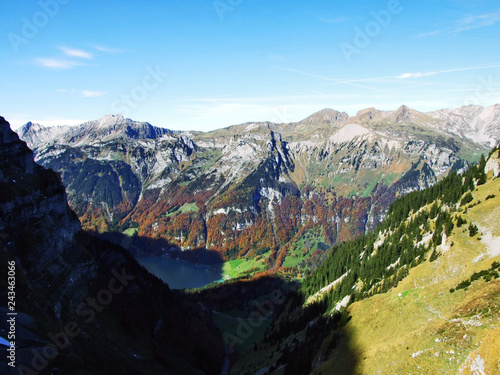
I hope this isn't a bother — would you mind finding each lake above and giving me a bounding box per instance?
[136,256,222,289]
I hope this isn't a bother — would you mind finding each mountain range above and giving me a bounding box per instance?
[17,105,499,276]
[2,109,500,374]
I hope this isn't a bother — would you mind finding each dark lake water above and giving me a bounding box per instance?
[136,256,222,289]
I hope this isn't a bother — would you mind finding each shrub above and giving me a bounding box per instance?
[456,279,471,290]
[456,215,467,228]
[460,192,473,206]
[468,224,478,237]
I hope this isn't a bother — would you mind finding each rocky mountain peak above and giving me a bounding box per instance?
[355,107,380,120]
[97,113,125,126]
[19,121,38,132]
[299,108,349,126]
[393,104,414,122]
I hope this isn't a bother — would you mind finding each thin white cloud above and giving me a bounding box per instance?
[36,58,81,69]
[274,66,391,93]
[93,45,128,54]
[59,47,93,59]
[321,63,500,86]
[398,72,436,79]
[452,10,500,33]
[55,89,106,97]
[80,90,106,98]
[416,30,443,38]
[31,117,85,127]
[3,114,84,129]
[173,92,388,125]
[418,9,500,37]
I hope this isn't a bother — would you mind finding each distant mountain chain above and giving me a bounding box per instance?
[17,105,499,273]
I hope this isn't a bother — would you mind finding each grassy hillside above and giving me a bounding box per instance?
[228,147,500,375]
[312,175,500,375]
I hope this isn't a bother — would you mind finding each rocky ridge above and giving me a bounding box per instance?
[17,105,498,274]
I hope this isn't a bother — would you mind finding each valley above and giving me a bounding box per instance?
[3,2,499,374]
[2,111,499,375]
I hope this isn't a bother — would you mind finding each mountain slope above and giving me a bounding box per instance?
[429,104,500,146]
[311,157,500,375]
[0,116,224,374]
[17,106,496,275]
[228,147,500,375]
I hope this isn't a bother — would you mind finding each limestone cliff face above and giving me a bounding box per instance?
[0,116,224,374]
[485,147,500,177]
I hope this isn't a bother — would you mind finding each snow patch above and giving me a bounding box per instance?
[232,220,253,231]
[469,355,486,375]
[458,354,486,375]
[411,350,424,358]
[472,224,500,262]
[485,152,500,177]
[260,187,283,215]
[440,232,451,254]
[416,232,433,249]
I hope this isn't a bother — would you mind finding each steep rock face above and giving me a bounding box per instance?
[0,117,80,259]
[485,147,500,177]
[428,104,500,147]
[16,107,497,274]
[0,116,224,374]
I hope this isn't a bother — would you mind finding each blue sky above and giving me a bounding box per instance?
[1,0,500,131]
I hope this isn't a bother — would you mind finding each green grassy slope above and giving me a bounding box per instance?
[312,175,500,375]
